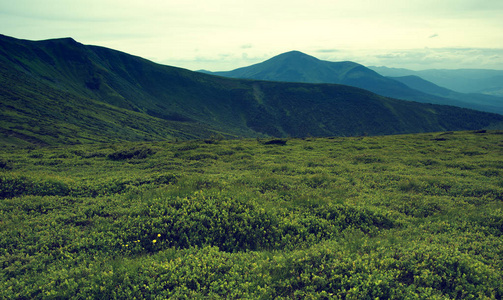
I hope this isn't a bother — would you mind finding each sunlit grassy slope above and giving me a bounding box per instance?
[1,131,502,298]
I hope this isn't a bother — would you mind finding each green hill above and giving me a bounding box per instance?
[1,34,503,146]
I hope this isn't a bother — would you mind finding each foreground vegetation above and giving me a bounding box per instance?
[1,131,503,299]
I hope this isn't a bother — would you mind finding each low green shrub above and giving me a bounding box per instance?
[108,147,155,160]
[264,139,287,145]
[0,175,70,198]
[0,158,12,170]
[105,190,395,255]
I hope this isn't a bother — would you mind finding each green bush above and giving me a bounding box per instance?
[0,175,70,198]
[0,158,12,170]
[108,147,155,160]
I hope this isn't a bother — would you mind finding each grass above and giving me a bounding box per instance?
[1,130,503,298]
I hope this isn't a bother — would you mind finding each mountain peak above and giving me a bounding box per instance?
[269,50,319,62]
[56,37,78,43]
[38,37,80,45]
[278,50,310,56]
[203,51,455,104]
[206,50,364,84]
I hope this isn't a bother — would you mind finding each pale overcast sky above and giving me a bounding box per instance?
[1,0,503,71]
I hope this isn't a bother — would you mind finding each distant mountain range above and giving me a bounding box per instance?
[1,34,503,146]
[201,51,438,102]
[202,51,503,115]
[369,66,503,96]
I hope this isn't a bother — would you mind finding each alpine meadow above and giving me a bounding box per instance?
[1,34,503,299]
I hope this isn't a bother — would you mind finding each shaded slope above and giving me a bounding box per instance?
[389,75,453,96]
[237,82,503,137]
[1,34,503,146]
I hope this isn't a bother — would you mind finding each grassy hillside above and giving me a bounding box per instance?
[2,34,503,147]
[0,35,256,146]
[0,61,233,147]
[1,131,502,298]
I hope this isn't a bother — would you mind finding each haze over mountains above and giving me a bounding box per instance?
[1,34,503,147]
[202,51,503,115]
[369,66,503,96]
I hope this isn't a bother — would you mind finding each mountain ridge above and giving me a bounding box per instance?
[1,34,503,146]
[203,51,503,114]
[370,66,503,96]
[389,75,503,114]
[201,51,448,102]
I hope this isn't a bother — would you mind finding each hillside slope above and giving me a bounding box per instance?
[1,35,503,146]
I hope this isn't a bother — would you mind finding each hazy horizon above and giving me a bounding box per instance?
[1,0,502,71]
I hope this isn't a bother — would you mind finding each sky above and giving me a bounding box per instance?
[1,0,503,71]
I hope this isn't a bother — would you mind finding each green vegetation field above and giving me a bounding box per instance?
[1,131,502,299]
